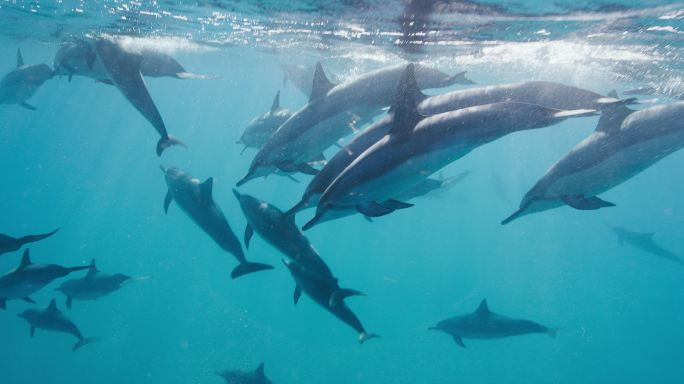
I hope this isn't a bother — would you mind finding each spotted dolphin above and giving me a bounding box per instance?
[0,228,58,256]
[237,62,473,185]
[502,101,684,224]
[18,298,97,351]
[0,249,90,310]
[215,363,272,384]
[304,65,596,230]
[162,167,272,279]
[611,226,682,265]
[430,299,557,348]
[237,91,292,152]
[0,49,54,110]
[283,259,379,344]
[55,259,136,309]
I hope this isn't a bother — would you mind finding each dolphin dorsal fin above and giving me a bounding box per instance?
[199,178,214,201]
[86,259,99,278]
[388,63,426,137]
[270,91,281,113]
[607,90,618,98]
[255,363,265,378]
[309,62,335,102]
[17,48,24,67]
[18,249,32,270]
[46,298,59,314]
[475,299,490,316]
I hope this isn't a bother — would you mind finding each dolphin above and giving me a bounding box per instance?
[237,62,473,185]
[0,48,54,110]
[55,259,135,309]
[237,91,293,152]
[162,167,272,279]
[304,65,597,230]
[611,226,683,265]
[91,38,185,156]
[429,299,557,348]
[232,190,333,276]
[282,259,379,344]
[0,228,58,256]
[215,363,272,384]
[288,82,631,215]
[502,101,684,224]
[0,249,90,310]
[17,298,97,351]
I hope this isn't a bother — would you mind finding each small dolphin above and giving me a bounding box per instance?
[503,101,684,224]
[611,226,682,265]
[0,48,54,110]
[0,228,58,256]
[55,259,134,309]
[17,298,97,351]
[237,62,473,185]
[429,299,557,348]
[0,249,90,309]
[162,167,272,279]
[237,91,292,152]
[216,363,272,384]
[283,259,379,344]
[305,65,596,230]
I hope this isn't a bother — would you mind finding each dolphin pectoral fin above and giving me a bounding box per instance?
[356,202,395,217]
[95,79,114,85]
[30,326,35,338]
[0,298,5,310]
[156,135,186,157]
[73,337,97,352]
[230,262,274,279]
[22,297,35,304]
[19,102,36,110]
[164,191,173,213]
[66,296,73,309]
[68,72,73,82]
[286,174,301,183]
[561,195,616,210]
[363,215,373,223]
[293,284,302,305]
[328,288,365,308]
[452,335,466,348]
[244,224,254,249]
[382,199,413,210]
[295,163,320,176]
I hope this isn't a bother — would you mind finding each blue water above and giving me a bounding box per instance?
[1,1,684,383]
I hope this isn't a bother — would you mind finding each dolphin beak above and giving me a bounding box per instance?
[232,189,242,200]
[236,171,254,187]
[302,210,325,231]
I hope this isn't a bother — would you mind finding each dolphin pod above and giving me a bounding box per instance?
[611,226,683,265]
[0,49,54,110]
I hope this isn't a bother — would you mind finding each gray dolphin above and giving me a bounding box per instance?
[17,298,97,351]
[237,62,473,185]
[216,363,272,384]
[232,190,333,277]
[0,249,90,310]
[0,228,58,256]
[282,259,379,344]
[502,101,684,224]
[55,259,134,309]
[611,226,682,265]
[304,65,596,230]
[162,167,272,279]
[0,48,54,110]
[237,91,292,152]
[429,299,557,348]
[92,38,185,156]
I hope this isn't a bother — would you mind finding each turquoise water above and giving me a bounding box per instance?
[1,1,684,383]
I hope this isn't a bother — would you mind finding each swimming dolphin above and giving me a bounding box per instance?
[282,259,379,344]
[0,48,54,110]
[0,249,90,310]
[232,190,333,276]
[288,81,630,215]
[237,62,473,185]
[55,259,134,309]
[17,298,97,351]
[215,363,272,384]
[0,228,58,256]
[611,226,683,265]
[237,91,292,152]
[92,38,185,156]
[304,65,597,230]
[429,299,557,348]
[162,167,272,279]
[502,101,684,224]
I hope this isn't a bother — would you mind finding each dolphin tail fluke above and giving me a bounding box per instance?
[358,332,380,345]
[546,328,559,338]
[0,298,6,310]
[18,228,59,246]
[230,262,274,279]
[72,337,98,352]
[156,135,186,157]
[448,71,475,85]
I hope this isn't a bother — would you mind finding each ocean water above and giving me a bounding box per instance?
[1,1,684,383]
